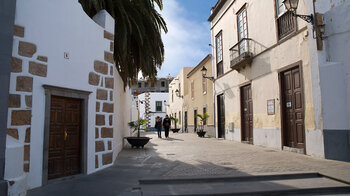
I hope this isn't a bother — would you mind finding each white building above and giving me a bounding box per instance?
[138,92,169,130]
[2,1,137,195]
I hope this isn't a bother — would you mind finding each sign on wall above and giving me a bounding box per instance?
[267,99,275,115]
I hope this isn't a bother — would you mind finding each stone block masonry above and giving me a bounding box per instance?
[7,25,49,174]
[88,29,116,168]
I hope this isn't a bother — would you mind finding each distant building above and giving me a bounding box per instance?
[138,92,168,130]
[131,77,173,96]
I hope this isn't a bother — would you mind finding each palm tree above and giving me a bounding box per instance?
[196,113,210,133]
[79,0,168,88]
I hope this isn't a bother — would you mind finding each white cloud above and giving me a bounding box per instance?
[157,0,211,77]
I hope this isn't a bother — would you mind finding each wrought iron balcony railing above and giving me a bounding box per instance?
[229,38,254,71]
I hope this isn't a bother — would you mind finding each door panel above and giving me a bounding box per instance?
[48,96,82,179]
[217,94,225,138]
[241,84,253,144]
[281,66,305,150]
[194,110,197,132]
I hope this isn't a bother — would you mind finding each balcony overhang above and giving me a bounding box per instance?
[230,52,253,71]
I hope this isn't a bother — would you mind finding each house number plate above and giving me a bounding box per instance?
[286,102,292,108]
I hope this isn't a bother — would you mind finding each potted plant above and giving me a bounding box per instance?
[196,113,209,137]
[125,118,151,148]
[170,116,180,133]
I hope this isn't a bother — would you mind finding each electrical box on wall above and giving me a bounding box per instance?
[229,122,234,132]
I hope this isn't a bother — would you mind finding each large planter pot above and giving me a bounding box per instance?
[196,131,206,138]
[125,137,151,148]
[171,128,181,133]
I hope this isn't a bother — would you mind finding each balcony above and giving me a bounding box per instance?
[229,38,254,71]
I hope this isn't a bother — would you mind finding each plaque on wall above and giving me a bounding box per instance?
[267,99,275,115]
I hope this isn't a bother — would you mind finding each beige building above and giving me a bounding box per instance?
[185,55,215,136]
[209,0,322,157]
[167,67,192,131]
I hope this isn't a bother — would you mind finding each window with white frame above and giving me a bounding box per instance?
[216,31,223,76]
[155,101,162,112]
[237,7,248,54]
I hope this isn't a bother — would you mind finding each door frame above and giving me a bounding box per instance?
[278,61,306,153]
[217,93,225,139]
[42,85,91,185]
[240,83,253,144]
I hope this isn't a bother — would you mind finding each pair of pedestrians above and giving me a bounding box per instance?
[155,115,171,138]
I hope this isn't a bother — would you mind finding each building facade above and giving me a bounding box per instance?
[3,1,137,195]
[167,67,193,132]
[130,77,173,96]
[138,92,168,130]
[185,55,215,136]
[209,0,321,156]
[307,0,350,161]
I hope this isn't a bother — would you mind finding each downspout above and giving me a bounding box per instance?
[0,0,17,194]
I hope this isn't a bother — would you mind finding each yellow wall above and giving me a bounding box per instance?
[185,56,214,127]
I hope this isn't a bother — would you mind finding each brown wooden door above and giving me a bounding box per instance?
[217,94,225,138]
[184,111,188,132]
[241,84,253,143]
[281,67,305,149]
[194,109,197,132]
[48,96,82,179]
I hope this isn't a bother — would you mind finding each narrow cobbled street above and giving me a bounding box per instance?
[28,132,350,195]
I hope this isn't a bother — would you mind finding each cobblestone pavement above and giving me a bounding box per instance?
[140,132,350,180]
[28,132,350,196]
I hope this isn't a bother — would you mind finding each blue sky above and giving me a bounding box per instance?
[156,0,217,78]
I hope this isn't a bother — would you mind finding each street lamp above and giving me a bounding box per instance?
[201,66,214,81]
[175,89,183,98]
[283,0,313,24]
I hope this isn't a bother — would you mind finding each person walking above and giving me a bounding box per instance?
[155,116,162,138]
[163,115,171,138]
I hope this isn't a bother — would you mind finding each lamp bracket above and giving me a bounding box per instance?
[203,76,215,82]
[291,12,314,24]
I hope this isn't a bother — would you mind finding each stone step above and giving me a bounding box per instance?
[135,173,350,195]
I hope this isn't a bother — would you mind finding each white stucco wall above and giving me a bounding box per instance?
[7,0,132,190]
[139,92,168,128]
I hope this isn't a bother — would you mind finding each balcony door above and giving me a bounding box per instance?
[237,6,248,54]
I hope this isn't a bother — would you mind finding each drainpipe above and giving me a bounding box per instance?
[0,0,17,194]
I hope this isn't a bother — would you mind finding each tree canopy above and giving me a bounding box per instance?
[79,0,168,88]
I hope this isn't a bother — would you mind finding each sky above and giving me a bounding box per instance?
[156,0,218,78]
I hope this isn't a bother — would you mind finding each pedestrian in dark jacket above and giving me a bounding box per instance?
[163,115,171,138]
[155,116,162,138]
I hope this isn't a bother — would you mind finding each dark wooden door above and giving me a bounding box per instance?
[241,84,253,143]
[281,66,305,149]
[217,94,225,138]
[194,109,197,132]
[184,111,188,132]
[48,96,82,180]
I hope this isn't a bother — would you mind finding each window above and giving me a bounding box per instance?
[191,81,194,99]
[237,7,248,53]
[216,31,223,77]
[156,101,162,112]
[275,0,295,40]
[178,83,181,95]
[203,107,207,125]
[202,77,207,94]
[172,90,174,102]
[138,82,142,88]
[161,81,165,87]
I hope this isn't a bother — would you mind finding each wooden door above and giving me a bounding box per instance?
[217,94,225,138]
[281,66,305,149]
[48,96,82,179]
[241,84,253,143]
[194,109,197,132]
[184,111,188,132]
